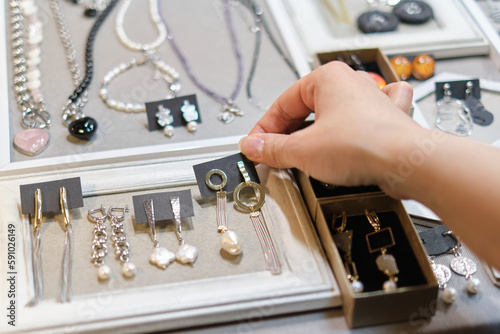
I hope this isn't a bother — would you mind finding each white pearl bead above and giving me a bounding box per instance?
[466,278,480,294]
[27,79,41,90]
[28,47,41,60]
[382,279,397,292]
[442,287,458,304]
[176,244,198,264]
[164,125,174,137]
[149,247,175,269]
[97,265,111,281]
[220,230,243,255]
[122,262,136,278]
[26,56,41,67]
[351,280,364,293]
[26,69,41,82]
[187,121,197,133]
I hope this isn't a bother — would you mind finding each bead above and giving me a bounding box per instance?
[97,265,111,281]
[122,262,136,278]
[107,99,117,108]
[68,116,98,140]
[376,254,399,276]
[412,54,435,80]
[351,280,364,294]
[163,125,174,137]
[26,79,41,90]
[382,279,397,292]
[442,287,457,304]
[466,278,480,294]
[13,128,50,156]
[117,102,126,111]
[186,121,197,133]
[219,230,243,255]
[84,8,98,18]
[390,55,412,80]
[176,244,198,264]
[150,247,175,269]
[26,69,41,81]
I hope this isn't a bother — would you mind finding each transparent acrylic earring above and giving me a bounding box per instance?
[436,83,473,136]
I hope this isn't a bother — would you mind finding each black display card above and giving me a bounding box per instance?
[20,177,84,215]
[435,79,480,101]
[418,224,457,256]
[193,153,260,199]
[132,189,194,224]
[145,94,201,131]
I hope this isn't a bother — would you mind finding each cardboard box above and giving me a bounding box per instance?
[297,171,438,328]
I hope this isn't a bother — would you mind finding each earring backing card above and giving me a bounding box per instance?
[145,94,201,132]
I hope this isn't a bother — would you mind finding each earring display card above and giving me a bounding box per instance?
[193,152,260,198]
[145,94,201,131]
[19,177,84,214]
[132,189,195,224]
[435,79,481,101]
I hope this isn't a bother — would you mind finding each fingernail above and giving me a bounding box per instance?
[239,135,264,159]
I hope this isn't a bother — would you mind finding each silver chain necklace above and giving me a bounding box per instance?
[99,0,181,113]
[10,0,51,156]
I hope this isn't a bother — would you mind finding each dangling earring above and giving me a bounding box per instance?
[88,205,111,281]
[205,169,243,256]
[156,104,174,137]
[181,100,199,133]
[169,196,198,264]
[108,207,136,278]
[436,83,473,136]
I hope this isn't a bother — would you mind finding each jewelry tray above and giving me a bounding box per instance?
[1,0,298,174]
[0,151,339,333]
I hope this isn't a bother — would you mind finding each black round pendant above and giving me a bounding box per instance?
[393,0,433,24]
[357,10,399,34]
[84,8,98,18]
[68,116,98,140]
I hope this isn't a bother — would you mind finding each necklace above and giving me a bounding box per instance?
[99,0,181,113]
[237,0,300,111]
[49,0,119,141]
[11,0,51,156]
[161,0,244,124]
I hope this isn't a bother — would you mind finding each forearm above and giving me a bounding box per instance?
[385,128,500,268]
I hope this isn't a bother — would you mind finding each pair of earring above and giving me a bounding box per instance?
[390,54,435,81]
[436,83,474,137]
[143,197,198,269]
[29,187,73,306]
[205,169,243,256]
[155,100,199,137]
[331,211,364,293]
[357,0,433,34]
[429,231,480,304]
[88,206,136,281]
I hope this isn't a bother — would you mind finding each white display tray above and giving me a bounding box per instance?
[0,152,340,333]
[267,0,493,76]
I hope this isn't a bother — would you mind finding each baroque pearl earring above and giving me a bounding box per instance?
[205,169,243,256]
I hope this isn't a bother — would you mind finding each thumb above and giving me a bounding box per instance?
[239,133,299,169]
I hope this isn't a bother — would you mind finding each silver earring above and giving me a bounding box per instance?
[156,104,174,137]
[28,188,44,306]
[180,100,199,133]
[88,205,111,281]
[170,196,198,264]
[108,207,136,278]
[59,187,73,303]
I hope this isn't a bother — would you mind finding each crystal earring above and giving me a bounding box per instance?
[88,205,111,281]
[364,209,399,292]
[331,211,363,293]
[205,169,243,256]
[108,207,136,278]
[234,161,281,275]
[180,100,199,133]
[143,199,176,269]
[169,196,198,264]
[156,105,174,137]
[59,187,73,303]
[436,83,473,136]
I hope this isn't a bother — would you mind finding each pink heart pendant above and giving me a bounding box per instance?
[13,128,50,156]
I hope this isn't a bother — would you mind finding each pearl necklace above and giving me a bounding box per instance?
[10,0,51,156]
[99,0,181,113]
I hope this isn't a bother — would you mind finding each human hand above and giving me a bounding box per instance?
[239,61,422,197]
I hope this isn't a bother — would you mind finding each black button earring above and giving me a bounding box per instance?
[392,0,434,24]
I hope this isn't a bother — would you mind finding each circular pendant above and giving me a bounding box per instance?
[68,116,98,140]
[450,256,477,277]
[393,0,433,24]
[357,10,399,34]
[13,128,50,156]
[431,263,451,287]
